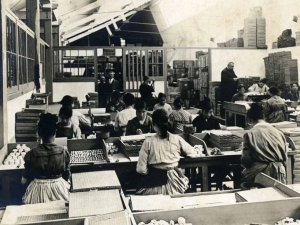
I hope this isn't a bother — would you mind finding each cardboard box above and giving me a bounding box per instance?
[185,60,195,68]
[173,60,185,69]
[237,30,244,38]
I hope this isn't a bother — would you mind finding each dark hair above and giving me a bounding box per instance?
[247,103,264,120]
[237,84,245,91]
[174,97,184,109]
[134,100,147,111]
[201,97,213,111]
[259,78,267,84]
[123,93,135,106]
[268,86,280,96]
[152,109,170,138]
[59,106,73,119]
[291,83,299,88]
[112,90,121,100]
[143,76,150,82]
[60,95,74,107]
[158,93,166,100]
[38,113,58,138]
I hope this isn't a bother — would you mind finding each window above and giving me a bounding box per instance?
[7,17,17,88]
[53,49,96,78]
[6,13,47,97]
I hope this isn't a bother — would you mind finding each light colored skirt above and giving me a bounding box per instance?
[22,178,70,204]
[136,169,189,195]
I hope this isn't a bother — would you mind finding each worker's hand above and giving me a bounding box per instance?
[136,129,143,135]
[233,78,238,81]
[110,106,115,111]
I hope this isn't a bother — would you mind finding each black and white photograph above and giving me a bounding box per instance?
[1,0,300,224]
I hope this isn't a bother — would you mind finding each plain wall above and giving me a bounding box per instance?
[53,82,95,103]
[210,49,268,81]
[7,85,46,142]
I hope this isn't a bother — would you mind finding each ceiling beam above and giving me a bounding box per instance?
[61,13,99,31]
[115,30,160,34]
[16,11,52,20]
[60,1,101,22]
[65,10,136,44]
[112,18,118,30]
[63,0,150,41]
[106,25,112,36]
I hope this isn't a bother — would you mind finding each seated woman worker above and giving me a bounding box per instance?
[22,113,70,204]
[56,106,82,139]
[192,97,220,133]
[136,109,195,195]
[241,103,287,184]
[126,100,153,136]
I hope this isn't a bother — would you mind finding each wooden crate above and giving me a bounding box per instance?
[131,174,300,225]
[67,139,108,165]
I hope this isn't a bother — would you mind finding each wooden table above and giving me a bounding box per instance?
[0,134,296,205]
[223,102,249,128]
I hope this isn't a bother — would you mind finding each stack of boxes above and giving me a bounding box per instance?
[296,31,300,46]
[272,42,278,49]
[244,16,266,48]
[15,109,46,142]
[237,30,244,38]
[209,82,221,116]
[256,17,266,48]
[264,51,298,85]
[218,7,266,48]
[166,53,210,104]
[278,29,296,48]
[217,38,244,48]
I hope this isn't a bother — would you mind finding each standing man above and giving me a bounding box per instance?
[139,76,155,109]
[220,62,238,118]
[106,69,120,103]
[98,76,108,108]
[107,70,119,94]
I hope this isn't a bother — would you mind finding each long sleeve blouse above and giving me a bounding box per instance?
[136,133,195,175]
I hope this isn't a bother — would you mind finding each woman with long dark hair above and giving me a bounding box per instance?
[136,109,195,195]
[22,113,70,204]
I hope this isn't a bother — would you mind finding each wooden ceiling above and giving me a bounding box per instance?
[5,0,162,46]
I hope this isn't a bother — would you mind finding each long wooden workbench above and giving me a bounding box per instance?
[0,132,297,206]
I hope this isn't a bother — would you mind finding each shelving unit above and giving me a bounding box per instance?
[122,48,164,94]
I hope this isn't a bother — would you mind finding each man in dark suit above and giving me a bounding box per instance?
[107,69,120,102]
[98,76,108,108]
[220,62,238,118]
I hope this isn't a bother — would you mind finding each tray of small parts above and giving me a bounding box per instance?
[0,142,38,171]
[70,149,107,164]
[120,134,156,157]
[209,131,243,143]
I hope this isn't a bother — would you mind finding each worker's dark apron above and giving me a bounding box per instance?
[56,125,74,139]
[138,167,168,189]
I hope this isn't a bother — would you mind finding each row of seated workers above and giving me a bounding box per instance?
[18,86,288,205]
[232,81,300,123]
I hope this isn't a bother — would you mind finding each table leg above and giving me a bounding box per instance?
[233,166,241,189]
[287,155,293,184]
[191,168,197,192]
[201,166,209,192]
[2,175,11,205]
[225,111,228,126]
